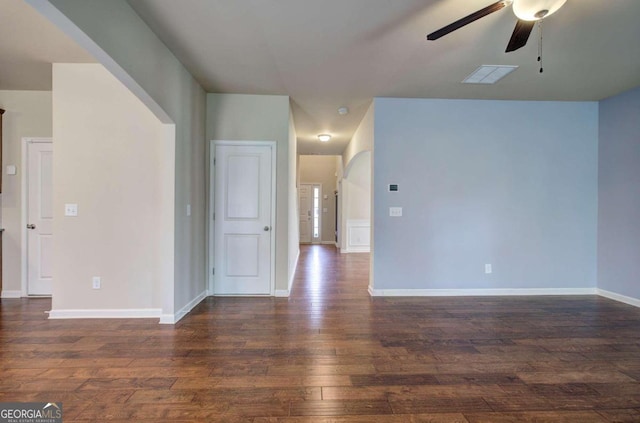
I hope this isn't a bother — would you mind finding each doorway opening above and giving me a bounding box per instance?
[22,137,53,297]
[298,155,340,246]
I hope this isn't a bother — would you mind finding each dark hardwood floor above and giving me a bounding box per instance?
[1,244,640,422]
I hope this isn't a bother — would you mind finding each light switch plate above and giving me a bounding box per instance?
[389,207,403,217]
[186,204,191,217]
[65,203,78,217]
[6,165,17,175]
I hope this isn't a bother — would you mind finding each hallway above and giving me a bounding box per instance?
[0,245,639,421]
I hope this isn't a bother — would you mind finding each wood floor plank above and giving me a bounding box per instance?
[254,415,469,423]
[390,397,493,414]
[290,399,393,416]
[1,245,640,421]
[596,409,640,422]
[464,411,607,422]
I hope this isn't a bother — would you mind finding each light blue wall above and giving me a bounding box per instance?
[373,98,598,291]
[598,86,640,299]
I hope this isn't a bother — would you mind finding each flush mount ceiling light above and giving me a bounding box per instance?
[513,0,567,21]
[317,134,332,142]
[338,107,349,115]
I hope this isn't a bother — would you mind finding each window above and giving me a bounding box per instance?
[313,186,320,239]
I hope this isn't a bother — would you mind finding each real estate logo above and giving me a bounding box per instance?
[0,402,62,423]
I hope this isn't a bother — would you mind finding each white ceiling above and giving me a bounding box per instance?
[126,0,640,154]
[2,1,640,155]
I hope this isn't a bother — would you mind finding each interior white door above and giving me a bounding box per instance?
[27,141,53,296]
[299,184,312,243]
[214,143,273,295]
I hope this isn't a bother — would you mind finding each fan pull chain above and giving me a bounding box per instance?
[537,21,543,73]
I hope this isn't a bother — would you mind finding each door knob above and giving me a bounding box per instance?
[264,226,271,231]
[27,224,36,230]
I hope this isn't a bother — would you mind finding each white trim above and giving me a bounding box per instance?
[288,248,300,293]
[299,182,322,244]
[368,287,598,297]
[21,137,53,298]
[597,289,640,308]
[159,290,207,325]
[48,308,162,319]
[313,183,322,244]
[1,290,23,298]
[341,246,371,253]
[275,290,290,297]
[207,144,215,295]
[344,219,370,253]
[210,141,277,296]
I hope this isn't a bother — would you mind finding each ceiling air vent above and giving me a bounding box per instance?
[463,65,518,84]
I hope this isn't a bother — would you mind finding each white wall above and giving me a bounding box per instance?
[31,0,207,319]
[51,63,167,312]
[341,152,371,253]
[0,91,52,297]
[343,102,374,167]
[340,103,373,254]
[288,111,300,292]
[373,98,598,292]
[598,86,640,302]
[207,94,294,293]
[344,152,371,221]
[299,155,338,243]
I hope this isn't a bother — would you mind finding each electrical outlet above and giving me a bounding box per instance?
[389,207,403,217]
[65,203,78,217]
[92,276,101,289]
[485,264,492,274]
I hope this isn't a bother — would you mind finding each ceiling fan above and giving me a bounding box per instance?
[427,0,567,53]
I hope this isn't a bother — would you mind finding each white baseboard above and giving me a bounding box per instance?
[48,308,162,319]
[159,290,207,325]
[1,290,22,298]
[597,289,640,308]
[368,287,598,297]
[341,247,370,254]
[321,241,336,245]
[283,249,300,297]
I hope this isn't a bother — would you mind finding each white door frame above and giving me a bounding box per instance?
[300,182,322,244]
[21,137,53,297]
[207,140,277,296]
[297,183,313,244]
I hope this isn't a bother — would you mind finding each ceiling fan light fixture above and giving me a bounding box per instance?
[317,134,332,142]
[512,0,566,21]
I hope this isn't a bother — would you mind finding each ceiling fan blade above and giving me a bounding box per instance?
[427,0,510,41]
[505,19,535,52]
